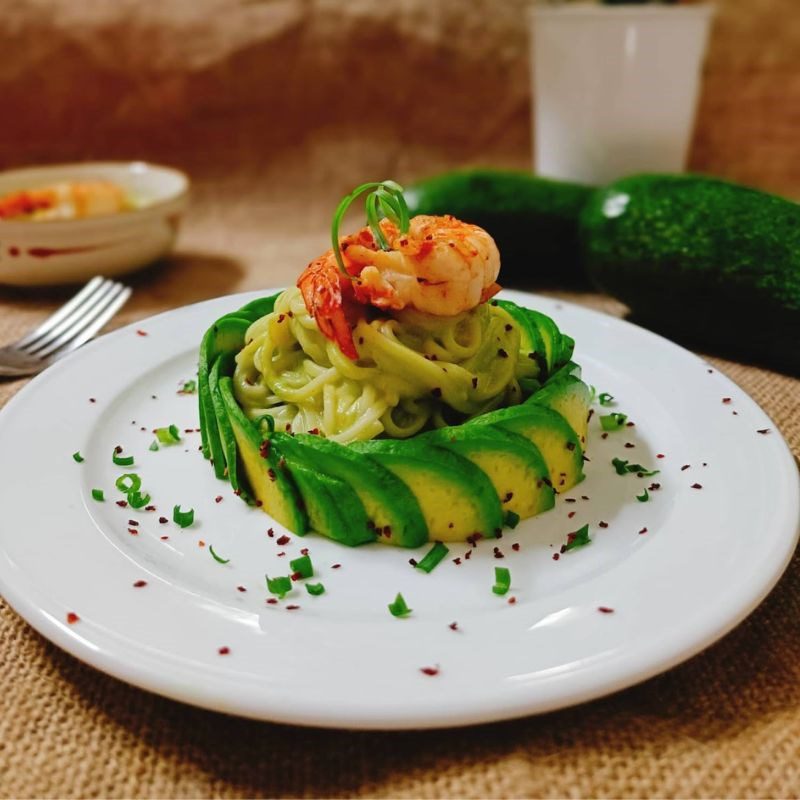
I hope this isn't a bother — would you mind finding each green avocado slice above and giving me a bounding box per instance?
[217,377,307,534]
[208,353,244,494]
[270,433,375,547]
[526,374,592,448]
[420,425,555,520]
[292,434,428,547]
[493,299,547,379]
[467,404,584,493]
[349,439,503,542]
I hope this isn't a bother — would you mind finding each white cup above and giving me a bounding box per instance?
[531,3,714,184]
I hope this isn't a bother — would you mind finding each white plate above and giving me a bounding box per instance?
[0,290,797,729]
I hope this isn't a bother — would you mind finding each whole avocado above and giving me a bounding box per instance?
[405,169,593,287]
[581,174,800,374]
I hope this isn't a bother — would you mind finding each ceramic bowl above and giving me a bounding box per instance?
[0,161,189,286]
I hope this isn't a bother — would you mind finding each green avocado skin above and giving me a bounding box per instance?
[405,169,593,287]
[581,174,800,373]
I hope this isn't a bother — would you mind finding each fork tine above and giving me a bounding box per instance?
[15,276,106,349]
[35,283,130,359]
[22,279,115,355]
[49,286,132,359]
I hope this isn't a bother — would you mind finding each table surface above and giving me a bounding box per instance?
[0,186,798,800]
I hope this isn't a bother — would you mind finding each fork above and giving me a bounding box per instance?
[0,277,132,377]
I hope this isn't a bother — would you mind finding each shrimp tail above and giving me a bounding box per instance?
[297,254,361,360]
[480,282,502,303]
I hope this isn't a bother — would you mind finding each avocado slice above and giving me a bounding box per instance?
[527,374,592,448]
[349,439,503,542]
[467,404,584,493]
[494,299,547,380]
[291,433,428,547]
[420,425,555,520]
[208,353,246,494]
[270,433,375,547]
[522,308,562,375]
[217,376,307,534]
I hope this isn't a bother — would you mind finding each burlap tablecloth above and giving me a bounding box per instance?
[2,1,800,797]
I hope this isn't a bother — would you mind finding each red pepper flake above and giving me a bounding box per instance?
[691,483,703,489]
[581,495,589,501]
[464,549,472,560]
[471,376,478,389]
[236,585,247,593]
[258,440,270,458]
[89,397,96,403]
[308,427,320,435]
[408,558,418,567]
[598,606,614,614]
[511,543,520,552]
[648,482,661,490]
[552,552,560,561]
[598,521,608,528]
[286,605,300,611]
[116,500,128,508]
[66,612,80,624]
[158,516,168,524]
[624,442,635,449]
[144,505,156,512]
[452,557,462,565]
[383,525,392,538]
[277,314,285,323]
[656,453,665,459]
[133,580,147,588]
[493,547,504,559]
[502,491,513,503]
[127,528,139,536]
[215,495,223,504]
[267,468,276,482]
[626,421,635,427]
[507,596,517,605]
[680,464,691,471]
[266,598,278,605]
[707,368,714,374]
[567,511,576,519]
[722,397,732,404]
[601,432,608,440]
[255,500,263,507]
[466,532,483,546]
[638,527,648,535]
[497,348,509,358]
[733,411,739,416]
[431,387,442,398]
[267,528,274,538]
[449,622,459,631]
[564,498,576,504]
[277,551,286,557]
[276,534,290,546]
[218,646,230,655]
[420,665,440,676]
[757,428,771,435]
[290,571,303,582]
[332,563,341,569]
[128,519,139,527]
[136,329,148,337]
[160,535,169,541]
[300,548,309,556]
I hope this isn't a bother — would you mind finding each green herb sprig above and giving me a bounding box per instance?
[331,181,410,275]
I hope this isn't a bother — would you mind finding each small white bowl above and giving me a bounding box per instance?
[0,161,189,286]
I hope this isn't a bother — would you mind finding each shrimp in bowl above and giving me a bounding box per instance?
[298,182,501,359]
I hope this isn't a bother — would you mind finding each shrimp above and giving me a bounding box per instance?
[297,214,501,359]
[0,180,129,221]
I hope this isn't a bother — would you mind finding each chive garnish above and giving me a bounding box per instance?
[209,545,230,564]
[112,448,134,467]
[598,392,615,406]
[503,510,521,529]
[91,489,104,502]
[492,567,511,596]
[331,181,410,275]
[149,441,159,452]
[636,488,650,502]
[115,473,141,494]
[72,451,85,463]
[563,524,591,552]
[154,425,181,445]
[266,574,292,599]
[306,582,325,596]
[173,505,194,528]
[255,414,276,434]
[127,491,151,509]
[388,592,412,618]
[612,457,659,478]
[415,542,449,574]
[600,412,628,432]
[178,379,197,394]
[289,554,313,579]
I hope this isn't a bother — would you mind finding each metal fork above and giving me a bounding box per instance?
[0,277,132,377]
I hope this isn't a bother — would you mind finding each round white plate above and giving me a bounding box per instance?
[0,290,797,729]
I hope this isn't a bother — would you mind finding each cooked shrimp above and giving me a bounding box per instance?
[0,180,130,221]
[297,214,502,359]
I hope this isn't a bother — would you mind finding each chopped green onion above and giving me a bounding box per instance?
[612,457,630,475]
[492,566,511,596]
[600,412,628,432]
[173,505,194,528]
[115,473,141,494]
[127,490,151,509]
[636,488,650,503]
[503,510,521,529]
[331,181,410,275]
[154,425,181,445]
[612,457,659,478]
[306,582,325,596]
[598,392,615,406]
[72,451,85,463]
[112,448,134,467]
[149,441,159,452]
[388,592,412,618]
[91,489,104,502]
[266,574,292,599]
[289,554,313,579]
[414,542,449,574]
[563,524,591,552]
[254,414,275,434]
[209,545,230,564]
[178,379,197,394]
